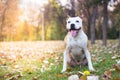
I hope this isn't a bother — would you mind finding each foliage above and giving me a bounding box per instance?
[113,2,120,30]
[108,27,119,39]
[0,0,119,41]
[44,0,66,40]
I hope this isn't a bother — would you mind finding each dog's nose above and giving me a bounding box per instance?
[71,24,75,30]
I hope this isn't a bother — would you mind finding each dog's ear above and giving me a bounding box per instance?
[66,15,71,22]
[66,15,71,19]
[79,14,84,19]
[77,14,84,19]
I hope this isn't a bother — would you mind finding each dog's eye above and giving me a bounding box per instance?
[68,21,70,23]
[76,20,79,23]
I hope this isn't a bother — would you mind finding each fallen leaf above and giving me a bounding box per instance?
[99,59,106,63]
[113,78,120,80]
[55,74,66,78]
[43,60,49,64]
[112,55,120,60]
[87,76,99,80]
[116,60,120,64]
[68,74,79,80]
[16,54,22,60]
[102,70,112,80]
[0,61,3,65]
[113,64,120,73]
[7,73,23,80]
[80,75,87,80]
[33,77,38,80]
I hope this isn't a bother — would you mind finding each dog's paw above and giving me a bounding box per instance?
[61,69,66,73]
[89,67,95,72]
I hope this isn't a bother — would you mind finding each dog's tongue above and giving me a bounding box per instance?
[70,30,77,37]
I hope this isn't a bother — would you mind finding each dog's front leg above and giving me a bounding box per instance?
[61,49,70,73]
[84,48,95,71]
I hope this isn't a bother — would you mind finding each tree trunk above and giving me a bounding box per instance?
[118,30,120,48]
[69,0,75,17]
[86,9,91,39]
[91,5,98,44]
[102,1,108,46]
[0,0,9,41]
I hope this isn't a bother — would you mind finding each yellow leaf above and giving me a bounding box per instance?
[80,75,87,80]
[56,74,66,78]
[83,71,90,76]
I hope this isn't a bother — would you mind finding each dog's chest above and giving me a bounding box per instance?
[67,36,86,60]
[68,36,83,48]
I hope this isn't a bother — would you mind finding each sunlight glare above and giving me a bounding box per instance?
[21,0,48,7]
[60,0,67,6]
[18,0,48,25]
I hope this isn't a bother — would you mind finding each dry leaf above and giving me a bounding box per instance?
[80,75,87,80]
[33,77,38,80]
[113,78,120,80]
[7,74,22,80]
[112,55,120,60]
[56,74,66,78]
[17,55,22,60]
[104,70,112,78]
[113,64,120,73]
[43,60,49,64]
[68,74,79,80]
[0,61,3,65]
[102,70,112,80]
[87,76,99,80]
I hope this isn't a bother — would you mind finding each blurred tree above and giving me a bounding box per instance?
[90,4,98,44]
[90,0,101,44]
[0,0,119,42]
[0,0,20,41]
[0,0,9,41]
[118,30,120,48]
[102,0,109,46]
[65,0,76,17]
[77,0,119,46]
[77,0,100,43]
[19,0,42,40]
[112,2,120,48]
[44,0,66,40]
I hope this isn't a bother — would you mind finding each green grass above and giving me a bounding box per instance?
[0,40,120,80]
[1,52,119,80]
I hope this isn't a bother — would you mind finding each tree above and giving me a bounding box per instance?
[19,0,42,40]
[78,0,92,39]
[64,0,76,17]
[102,0,108,46]
[0,0,20,41]
[44,0,66,40]
[118,30,120,48]
[90,5,98,44]
[77,0,100,42]
[113,2,120,48]
[90,0,100,44]
[0,0,9,41]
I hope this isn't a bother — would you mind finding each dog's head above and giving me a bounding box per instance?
[66,16,82,37]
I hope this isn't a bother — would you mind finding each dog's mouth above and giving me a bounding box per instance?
[68,28,81,37]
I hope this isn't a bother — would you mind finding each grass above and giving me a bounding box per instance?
[0,40,120,80]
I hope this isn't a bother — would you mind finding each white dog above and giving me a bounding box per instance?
[61,16,95,73]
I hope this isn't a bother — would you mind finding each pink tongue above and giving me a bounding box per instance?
[70,30,77,37]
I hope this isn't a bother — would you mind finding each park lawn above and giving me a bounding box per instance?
[0,40,120,80]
